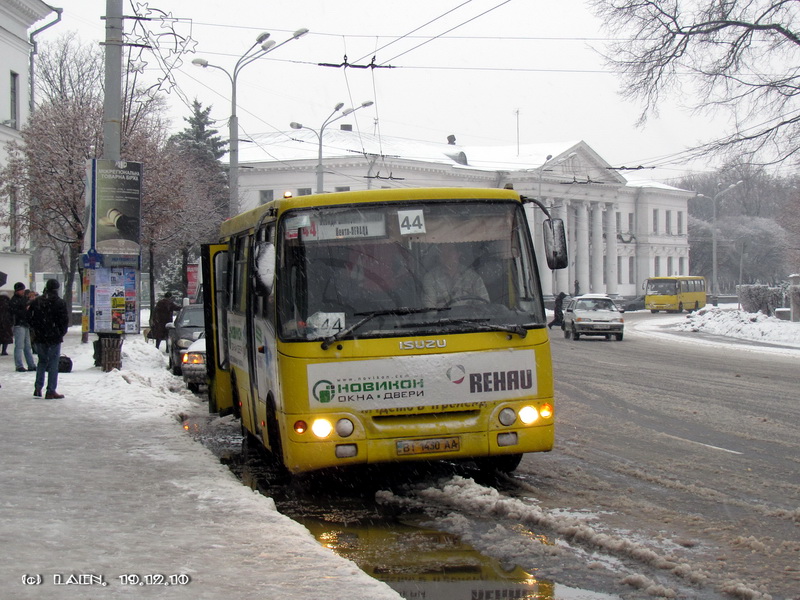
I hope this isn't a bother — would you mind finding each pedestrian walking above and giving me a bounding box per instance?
[548,292,567,329]
[9,282,37,372]
[150,292,181,350]
[0,294,13,355]
[28,279,70,399]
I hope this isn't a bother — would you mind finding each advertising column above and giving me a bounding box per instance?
[83,159,142,370]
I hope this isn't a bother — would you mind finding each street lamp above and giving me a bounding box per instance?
[697,180,743,301]
[290,100,374,193]
[193,28,309,217]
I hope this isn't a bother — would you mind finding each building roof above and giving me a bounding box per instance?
[239,128,582,173]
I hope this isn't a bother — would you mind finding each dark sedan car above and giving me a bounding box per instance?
[165,304,205,375]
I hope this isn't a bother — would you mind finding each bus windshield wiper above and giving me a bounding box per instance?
[320,307,450,350]
[401,317,528,338]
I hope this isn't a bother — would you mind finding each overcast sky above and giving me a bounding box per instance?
[34,0,733,184]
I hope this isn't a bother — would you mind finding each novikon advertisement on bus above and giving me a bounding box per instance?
[307,349,538,411]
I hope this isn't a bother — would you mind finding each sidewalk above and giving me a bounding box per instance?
[0,328,401,599]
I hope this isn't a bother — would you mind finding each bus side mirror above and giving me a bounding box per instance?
[543,218,568,270]
[253,242,276,296]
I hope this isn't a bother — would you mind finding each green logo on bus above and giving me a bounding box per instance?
[313,380,335,403]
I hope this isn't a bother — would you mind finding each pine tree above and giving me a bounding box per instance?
[170,99,227,161]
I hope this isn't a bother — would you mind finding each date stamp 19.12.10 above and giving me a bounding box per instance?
[21,573,192,586]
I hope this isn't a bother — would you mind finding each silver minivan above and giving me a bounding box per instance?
[562,294,624,341]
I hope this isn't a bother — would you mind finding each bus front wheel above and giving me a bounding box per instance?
[476,453,523,474]
[266,400,287,471]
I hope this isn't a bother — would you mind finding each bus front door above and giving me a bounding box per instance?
[201,243,234,415]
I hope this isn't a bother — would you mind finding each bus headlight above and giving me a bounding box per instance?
[498,408,517,426]
[519,405,539,425]
[335,418,355,438]
[311,419,333,439]
[539,403,553,419]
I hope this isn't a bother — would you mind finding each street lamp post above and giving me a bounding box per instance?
[193,28,308,217]
[697,180,743,301]
[290,100,374,193]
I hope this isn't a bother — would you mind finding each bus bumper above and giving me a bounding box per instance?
[281,423,554,474]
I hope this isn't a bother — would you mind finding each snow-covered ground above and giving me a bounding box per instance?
[0,327,402,600]
[674,305,800,347]
[3,304,795,599]
[632,304,800,354]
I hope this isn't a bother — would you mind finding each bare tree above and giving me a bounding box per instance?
[0,35,181,307]
[591,0,800,165]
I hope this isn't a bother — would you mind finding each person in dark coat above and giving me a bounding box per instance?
[0,294,13,355]
[10,282,37,371]
[150,292,181,350]
[548,292,567,329]
[28,279,70,399]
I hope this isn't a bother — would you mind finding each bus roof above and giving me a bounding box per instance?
[219,187,522,238]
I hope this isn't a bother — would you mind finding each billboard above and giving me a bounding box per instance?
[85,159,142,255]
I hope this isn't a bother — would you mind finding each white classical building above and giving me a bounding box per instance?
[0,0,59,293]
[237,128,693,299]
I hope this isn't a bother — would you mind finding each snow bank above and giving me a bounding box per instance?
[675,306,800,348]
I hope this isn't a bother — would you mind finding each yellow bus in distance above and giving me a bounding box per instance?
[202,187,568,475]
[644,276,706,313]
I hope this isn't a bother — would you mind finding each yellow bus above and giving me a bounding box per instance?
[644,276,707,313]
[201,187,567,475]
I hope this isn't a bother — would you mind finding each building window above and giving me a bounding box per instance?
[628,212,634,233]
[679,257,686,275]
[617,256,623,284]
[615,212,621,233]
[334,186,350,193]
[677,211,684,235]
[654,256,661,276]
[666,210,672,234]
[259,190,274,205]
[628,256,635,284]
[667,256,674,275]
[652,209,659,234]
[9,72,19,128]
[297,188,312,196]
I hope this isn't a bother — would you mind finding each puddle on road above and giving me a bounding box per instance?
[183,414,620,600]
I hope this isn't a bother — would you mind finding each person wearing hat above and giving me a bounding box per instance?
[9,282,37,372]
[27,279,70,399]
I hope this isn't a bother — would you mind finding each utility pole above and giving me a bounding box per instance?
[103,0,123,160]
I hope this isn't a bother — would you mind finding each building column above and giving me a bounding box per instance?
[590,202,604,294]
[604,203,618,297]
[575,201,590,296]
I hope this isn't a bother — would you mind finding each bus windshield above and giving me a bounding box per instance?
[277,200,544,342]
[646,279,678,295]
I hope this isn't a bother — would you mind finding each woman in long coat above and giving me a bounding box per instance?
[150,293,181,349]
[0,294,14,355]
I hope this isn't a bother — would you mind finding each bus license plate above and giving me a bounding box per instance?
[396,437,460,456]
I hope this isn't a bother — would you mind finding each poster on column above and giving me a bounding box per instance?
[88,159,142,255]
[92,267,140,334]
